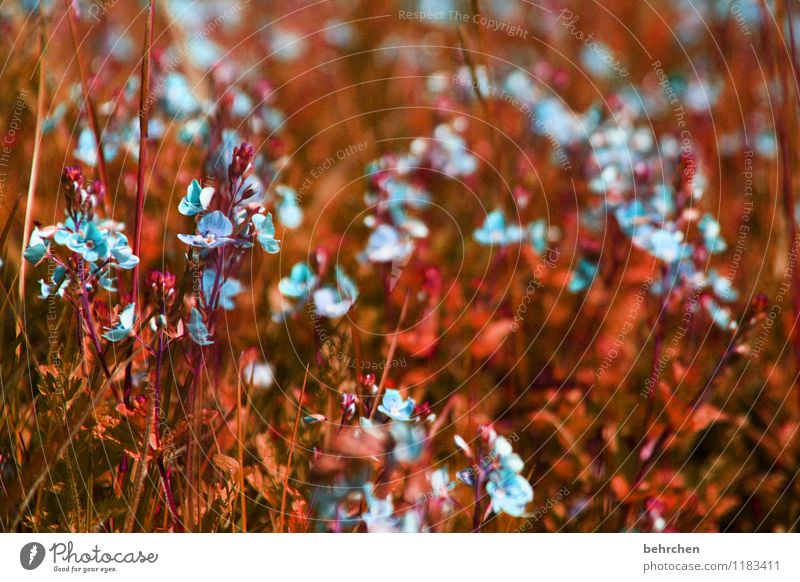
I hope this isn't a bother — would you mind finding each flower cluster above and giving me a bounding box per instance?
[23,165,140,341]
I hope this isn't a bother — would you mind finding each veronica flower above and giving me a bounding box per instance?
[23,226,49,264]
[703,297,736,331]
[179,179,215,216]
[187,307,214,346]
[312,267,359,318]
[278,262,317,299]
[568,258,598,293]
[202,270,242,311]
[54,216,82,246]
[66,221,110,262]
[276,185,303,229]
[365,224,414,263]
[390,422,426,463]
[251,212,281,253]
[486,469,534,517]
[102,303,136,342]
[161,72,201,119]
[378,389,416,422]
[178,210,233,248]
[109,233,139,269]
[38,265,68,298]
[698,214,727,254]
[361,484,398,533]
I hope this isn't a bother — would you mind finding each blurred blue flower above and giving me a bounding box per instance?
[38,265,68,298]
[178,210,233,248]
[109,233,139,269]
[279,262,317,299]
[252,212,281,254]
[378,389,415,422]
[23,226,49,264]
[365,224,413,263]
[568,258,598,293]
[698,214,727,254]
[187,307,214,346]
[486,470,534,517]
[102,303,135,342]
[179,179,215,216]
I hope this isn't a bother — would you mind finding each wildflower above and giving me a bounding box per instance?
[108,233,139,269]
[377,389,415,422]
[390,422,426,463]
[275,185,303,229]
[364,224,413,263]
[361,484,398,533]
[177,210,233,248]
[38,266,68,298]
[251,212,281,253]
[278,263,317,299]
[22,226,49,264]
[312,268,359,318]
[568,258,598,293]
[178,179,215,216]
[65,221,110,263]
[486,469,534,517]
[102,303,136,342]
[229,142,255,182]
[187,307,214,346]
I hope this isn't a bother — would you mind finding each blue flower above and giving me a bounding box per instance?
[252,212,281,253]
[276,185,303,229]
[66,221,110,262]
[390,422,426,463]
[704,297,735,331]
[202,270,242,311]
[54,216,81,246]
[38,265,68,298]
[23,226,49,264]
[178,210,233,248]
[698,214,727,254]
[568,258,598,293]
[378,389,416,422]
[361,483,398,533]
[73,127,118,166]
[179,179,215,216]
[528,220,548,254]
[102,303,136,342]
[278,262,317,299]
[161,73,201,119]
[312,268,359,318]
[708,269,738,302]
[109,233,139,269]
[365,224,413,263]
[486,469,534,517]
[187,307,214,346]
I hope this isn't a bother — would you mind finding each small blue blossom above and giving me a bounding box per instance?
[177,210,233,248]
[568,258,598,293]
[486,469,534,517]
[312,267,359,318]
[377,389,416,422]
[179,179,215,216]
[109,233,139,269]
[187,307,214,346]
[252,212,281,253]
[698,214,727,254]
[66,221,110,262]
[38,265,68,298]
[278,262,317,299]
[390,422,426,463]
[102,303,136,342]
[276,185,303,229]
[361,483,398,533]
[364,224,413,263]
[23,226,49,264]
